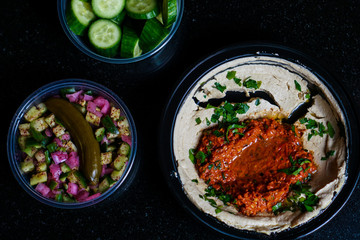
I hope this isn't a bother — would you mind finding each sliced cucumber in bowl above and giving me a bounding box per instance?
[63,0,180,59]
[161,0,177,28]
[139,18,170,53]
[125,0,160,20]
[66,0,96,36]
[88,19,122,57]
[92,0,126,19]
[121,22,142,58]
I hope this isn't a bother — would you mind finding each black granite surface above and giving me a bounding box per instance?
[1,0,360,239]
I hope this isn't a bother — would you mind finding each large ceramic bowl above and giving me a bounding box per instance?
[57,0,184,64]
[7,78,139,209]
[159,43,360,239]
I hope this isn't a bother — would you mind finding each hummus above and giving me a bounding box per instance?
[173,55,347,234]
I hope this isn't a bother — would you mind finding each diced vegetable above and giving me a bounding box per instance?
[102,115,119,134]
[101,152,113,165]
[30,172,48,186]
[20,157,35,173]
[118,142,130,156]
[35,183,51,197]
[24,103,47,122]
[36,162,47,172]
[95,127,106,142]
[30,117,48,132]
[110,166,126,181]
[112,155,128,170]
[19,123,31,136]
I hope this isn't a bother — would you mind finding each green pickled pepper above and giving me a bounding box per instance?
[45,97,101,185]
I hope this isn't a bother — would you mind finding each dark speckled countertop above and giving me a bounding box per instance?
[1,1,359,239]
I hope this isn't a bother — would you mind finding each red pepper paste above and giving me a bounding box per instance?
[195,118,317,216]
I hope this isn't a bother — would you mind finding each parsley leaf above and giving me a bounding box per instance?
[195,117,201,125]
[234,77,242,86]
[213,82,226,93]
[327,122,335,138]
[243,78,262,89]
[321,150,335,160]
[191,179,198,183]
[226,71,236,80]
[195,151,207,164]
[189,149,196,164]
[294,80,302,91]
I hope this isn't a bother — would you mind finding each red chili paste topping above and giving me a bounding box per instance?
[195,118,317,216]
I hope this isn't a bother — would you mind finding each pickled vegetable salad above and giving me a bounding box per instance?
[18,88,131,203]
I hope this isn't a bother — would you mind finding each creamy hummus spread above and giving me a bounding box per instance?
[173,55,347,234]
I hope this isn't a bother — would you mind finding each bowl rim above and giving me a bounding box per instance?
[158,42,360,239]
[7,78,138,209]
[57,0,184,64]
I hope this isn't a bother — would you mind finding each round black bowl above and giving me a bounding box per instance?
[158,42,360,239]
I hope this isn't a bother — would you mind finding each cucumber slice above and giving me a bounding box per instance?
[139,18,170,53]
[125,0,160,19]
[110,10,126,25]
[66,0,96,36]
[88,19,122,57]
[120,24,142,58]
[162,0,177,28]
[92,0,125,19]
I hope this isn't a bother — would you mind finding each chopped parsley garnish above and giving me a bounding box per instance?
[277,156,311,176]
[272,202,282,213]
[195,117,201,125]
[321,150,335,160]
[191,179,198,183]
[215,207,223,214]
[294,80,302,91]
[255,98,260,106]
[213,130,223,137]
[189,149,196,164]
[291,124,297,136]
[204,185,234,205]
[226,70,236,80]
[195,151,207,164]
[210,101,250,125]
[327,122,335,138]
[214,160,221,170]
[234,77,242,86]
[299,118,336,140]
[205,117,211,126]
[272,181,319,215]
[225,123,246,142]
[213,82,226,93]
[243,78,262,90]
[199,186,231,214]
[189,148,210,165]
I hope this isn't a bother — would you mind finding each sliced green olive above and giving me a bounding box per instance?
[45,97,101,185]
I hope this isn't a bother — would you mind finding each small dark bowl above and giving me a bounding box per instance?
[158,42,360,239]
[7,79,139,209]
[57,0,184,64]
